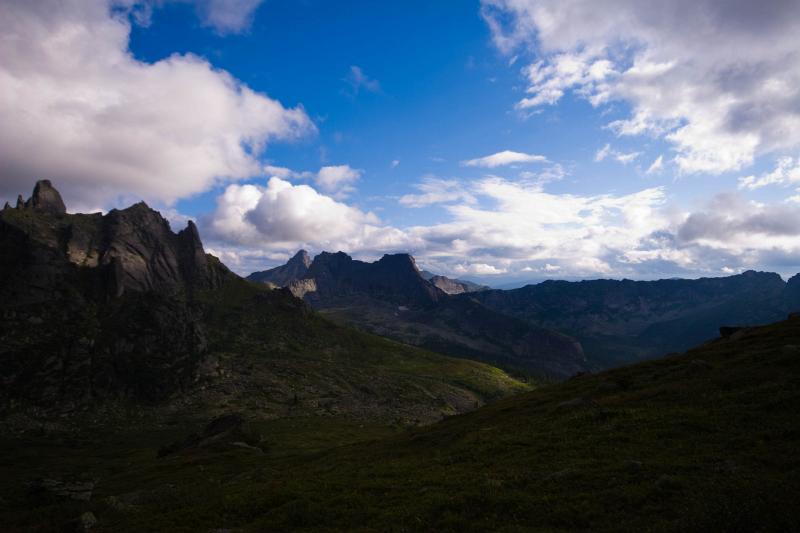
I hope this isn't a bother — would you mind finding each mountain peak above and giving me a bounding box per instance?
[377,253,418,270]
[291,249,312,268]
[247,249,313,286]
[5,179,68,216]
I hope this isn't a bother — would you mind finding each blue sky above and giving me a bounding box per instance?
[2,0,800,284]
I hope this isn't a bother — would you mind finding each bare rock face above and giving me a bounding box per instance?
[301,251,443,308]
[26,180,66,215]
[248,249,312,287]
[0,181,234,408]
[427,274,489,295]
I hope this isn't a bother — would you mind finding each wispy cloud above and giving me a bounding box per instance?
[462,150,547,168]
[342,66,381,97]
[594,143,640,165]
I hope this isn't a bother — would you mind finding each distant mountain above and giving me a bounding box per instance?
[247,249,311,287]
[418,270,489,294]
[471,271,799,368]
[0,181,526,421]
[285,251,587,378]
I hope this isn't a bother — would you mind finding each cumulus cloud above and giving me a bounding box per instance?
[678,193,800,243]
[0,0,314,209]
[315,165,362,197]
[454,263,508,276]
[206,177,407,252]
[462,150,547,168]
[399,177,476,208]
[206,174,800,278]
[482,0,800,174]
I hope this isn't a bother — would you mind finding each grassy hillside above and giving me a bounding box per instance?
[2,313,799,531]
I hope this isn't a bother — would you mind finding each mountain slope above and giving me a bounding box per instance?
[247,250,311,287]
[5,310,798,531]
[286,251,587,378]
[232,313,800,532]
[419,270,489,294]
[472,272,793,368]
[0,182,527,423]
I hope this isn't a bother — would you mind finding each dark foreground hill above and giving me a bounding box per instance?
[2,311,798,531]
[0,181,526,425]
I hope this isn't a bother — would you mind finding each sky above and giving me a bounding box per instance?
[2,0,800,285]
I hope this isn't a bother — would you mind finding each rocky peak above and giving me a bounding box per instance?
[247,249,313,287]
[27,180,67,215]
[6,179,67,215]
[1,181,232,301]
[299,251,442,307]
[291,249,312,269]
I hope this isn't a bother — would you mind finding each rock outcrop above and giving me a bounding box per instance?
[426,274,489,295]
[300,251,443,308]
[247,249,312,287]
[0,181,233,408]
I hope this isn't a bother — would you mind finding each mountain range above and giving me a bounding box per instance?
[250,250,587,379]
[253,250,800,370]
[0,181,525,423]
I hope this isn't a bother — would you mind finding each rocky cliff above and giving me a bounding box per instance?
[247,249,312,287]
[0,181,234,408]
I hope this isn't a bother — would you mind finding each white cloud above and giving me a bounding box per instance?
[342,65,380,96]
[206,174,800,279]
[399,177,476,208]
[192,0,265,34]
[594,144,612,162]
[207,177,386,247]
[738,156,800,190]
[315,165,362,197]
[454,263,508,276]
[594,143,640,165]
[462,150,547,168]
[391,159,400,168]
[262,164,296,179]
[0,0,314,208]
[482,0,800,174]
[646,155,664,175]
[519,163,567,185]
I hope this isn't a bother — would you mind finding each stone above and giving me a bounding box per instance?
[27,180,67,215]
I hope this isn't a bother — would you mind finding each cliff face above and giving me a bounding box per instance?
[0,181,233,409]
[299,252,443,307]
[247,249,311,287]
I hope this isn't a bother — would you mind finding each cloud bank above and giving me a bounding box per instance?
[0,0,314,209]
[482,0,800,175]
